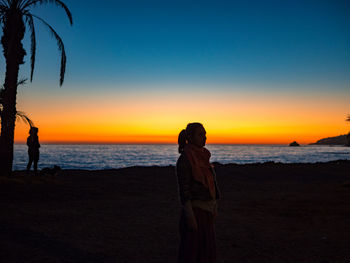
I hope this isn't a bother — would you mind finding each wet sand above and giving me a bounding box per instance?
[1,160,349,262]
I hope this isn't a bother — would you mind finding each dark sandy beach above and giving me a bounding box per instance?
[1,161,349,263]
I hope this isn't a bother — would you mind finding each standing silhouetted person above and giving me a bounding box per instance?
[26,127,40,175]
[176,122,220,263]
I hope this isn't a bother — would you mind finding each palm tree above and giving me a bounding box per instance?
[1,81,34,129]
[0,0,72,175]
[347,114,350,146]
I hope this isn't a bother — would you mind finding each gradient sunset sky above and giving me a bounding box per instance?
[3,0,350,144]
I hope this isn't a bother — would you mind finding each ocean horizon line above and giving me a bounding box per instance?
[13,142,311,146]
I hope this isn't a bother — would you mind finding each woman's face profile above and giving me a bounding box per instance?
[191,126,207,148]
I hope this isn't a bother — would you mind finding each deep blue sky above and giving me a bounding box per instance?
[4,0,348,91]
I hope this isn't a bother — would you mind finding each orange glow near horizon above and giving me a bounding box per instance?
[13,86,350,145]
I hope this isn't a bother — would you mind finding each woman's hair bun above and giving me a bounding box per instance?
[178,129,187,153]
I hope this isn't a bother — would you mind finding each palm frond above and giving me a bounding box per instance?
[16,111,34,127]
[347,114,350,122]
[32,14,66,86]
[17,78,27,86]
[0,88,4,104]
[0,5,9,16]
[25,14,36,82]
[0,0,9,8]
[0,2,9,9]
[16,0,23,8]
[18,0,31,9]
[22,0,72,25]
[0,81,27,106]
[0,88,3,117]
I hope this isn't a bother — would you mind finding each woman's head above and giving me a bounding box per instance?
[178,122,206,153]
[29,127,38,135]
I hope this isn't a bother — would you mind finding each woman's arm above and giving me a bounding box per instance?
[176,154,198,230]
[176,154,193,205]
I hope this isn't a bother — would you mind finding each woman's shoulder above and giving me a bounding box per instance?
[176,153,190,168]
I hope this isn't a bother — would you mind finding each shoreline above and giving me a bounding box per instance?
[12,159,350,172]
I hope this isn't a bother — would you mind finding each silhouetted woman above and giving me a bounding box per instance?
[176,122,220,263]
[26,127,40,175]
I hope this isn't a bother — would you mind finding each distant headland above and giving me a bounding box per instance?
[309,134,349,145]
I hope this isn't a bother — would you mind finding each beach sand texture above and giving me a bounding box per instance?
[1,161,349,262]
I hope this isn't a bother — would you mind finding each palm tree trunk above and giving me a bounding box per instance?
[0,9,26,176]
[0,65,20,175]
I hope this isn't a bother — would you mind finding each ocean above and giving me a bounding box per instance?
[13,144,350,170]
